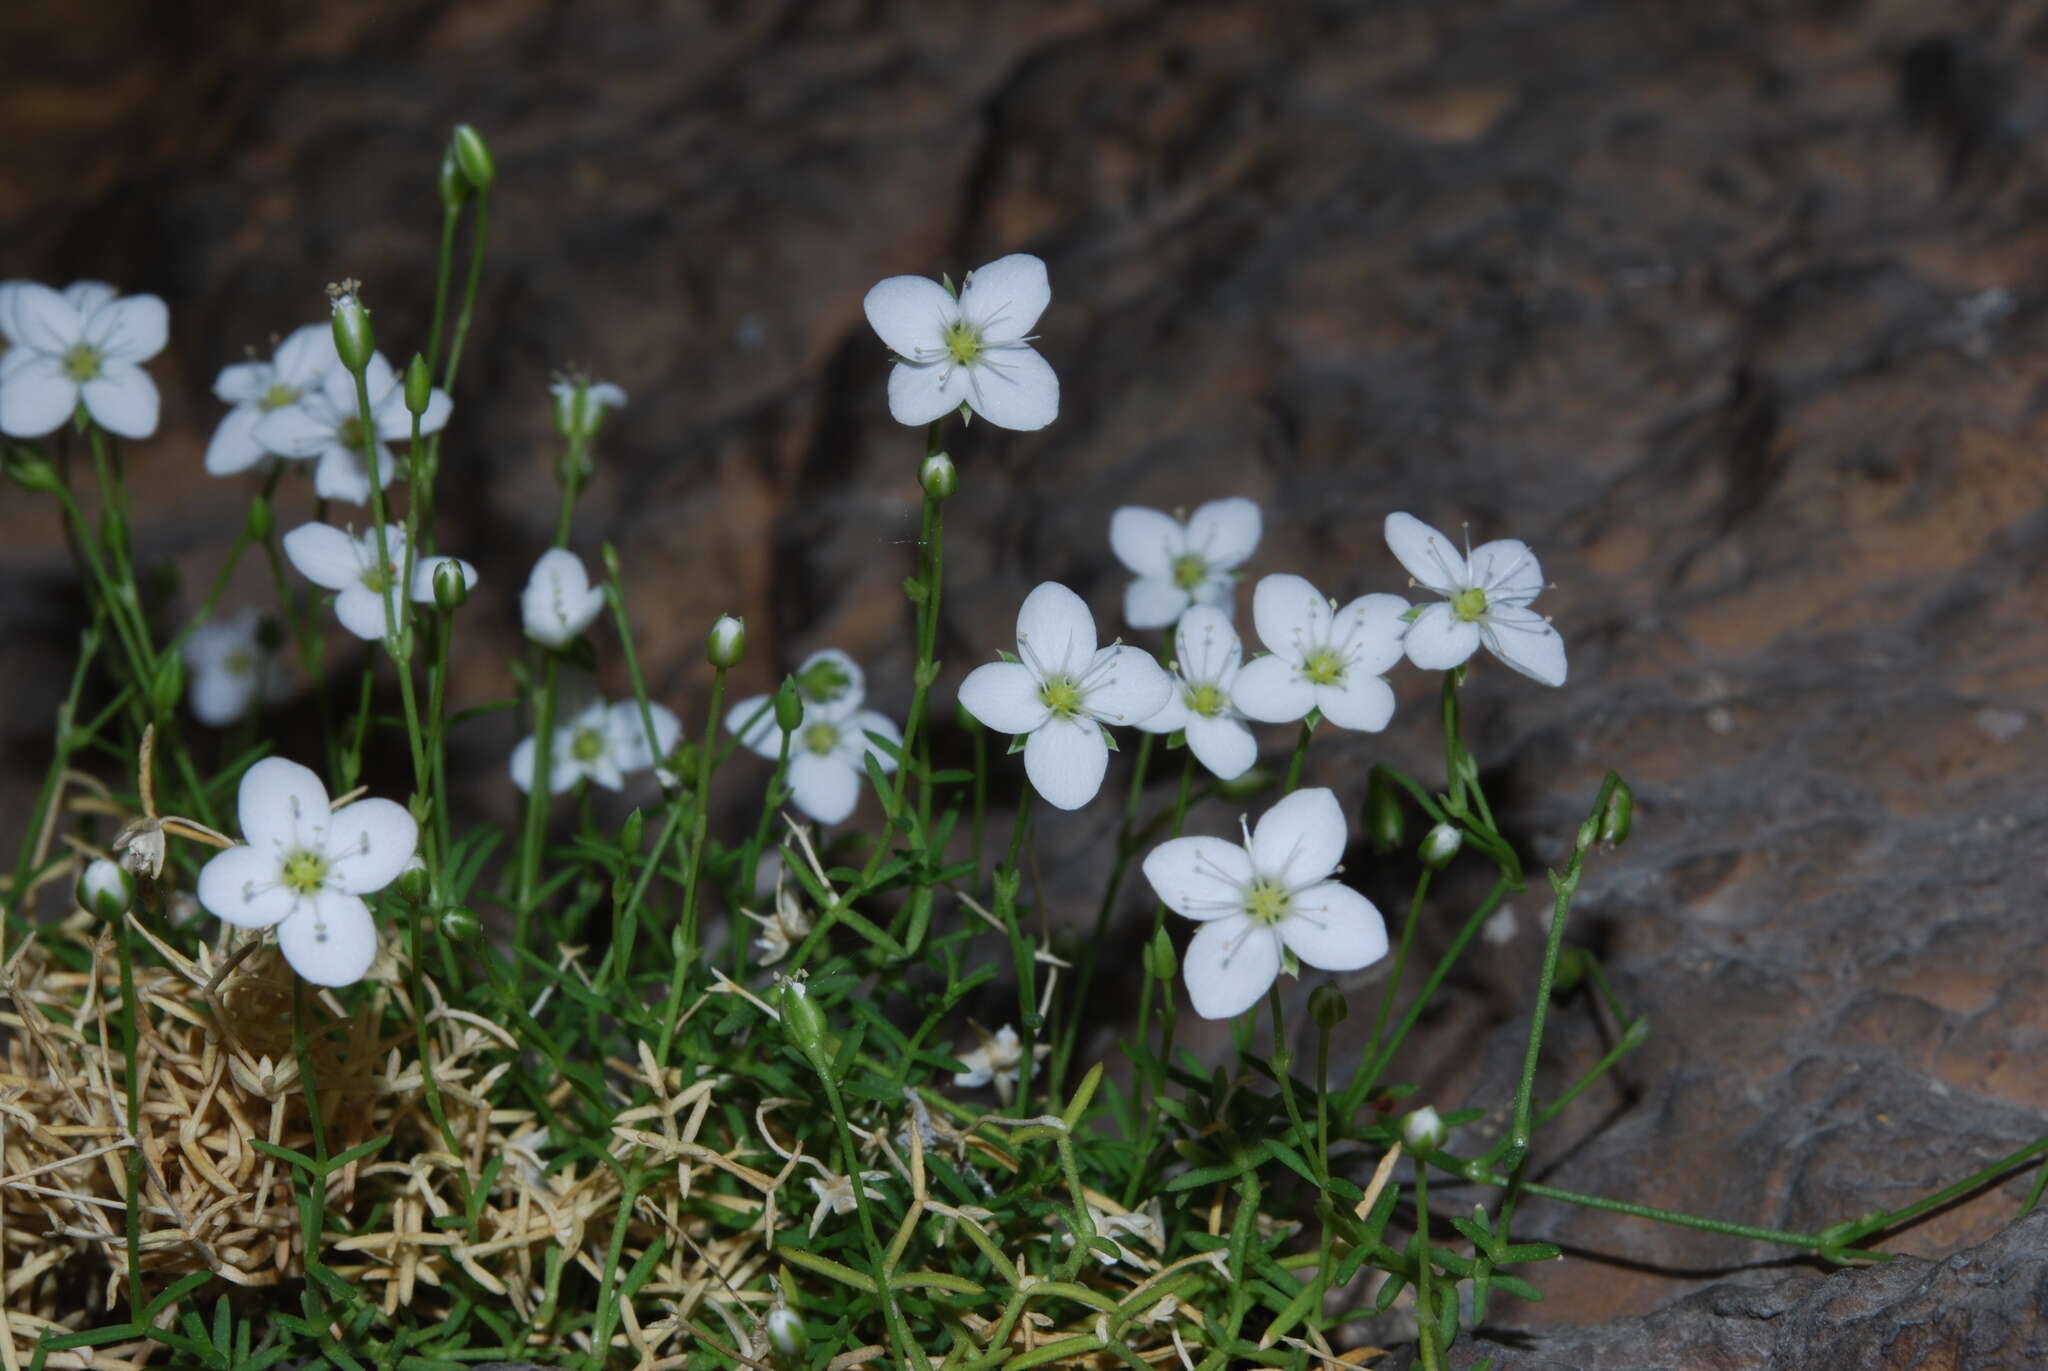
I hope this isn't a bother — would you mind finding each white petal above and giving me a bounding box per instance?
[961,345,1058,431]
[863,274,959,358]
[196,845,294,929]
[1108,506,1183,579]
[1230,654,1315,724]
[725,694,786,756]
[313,444,381,504]
[1469,539,1544,608]
[1314,672,1396,733]
[1142,836,1252,921]
[1280,882,1388,972]
[1331,593,1410,678]
[1023,717,1108,811]
[61,281,116,321]
[190,664,258,727]
[378,385,451,440]
[85,294,167,362]
[238,756,333,854]
[1188,574,1239,618]
[1184,714,1258,781]
[586,753,626,791]
[1081,644,1172,727]
[1384,512,1469,596]
[8,283,80,354]
[322,797,418,894]
[250,404,337,459]
[609,701,681,771]
[956,662,1049,735]
[1403,602,1482,672]
[1184,497,1261,572]
[1182,917,1279,1020]
[1016,581,1096,680]
[1121,577,1190,631]
[409,555,477,603]
[213,361,273,405]
[272,323,340,387]
[205,404,270,475]
[333,583,397,641]
[796,648,865,709]
[886,359,973,427]
[957,253,1051,340]
[80,361,160,438]
[789,751,862,825]
[1134,688,1190,735]
[522,548,603,646]
[1250,573,1331,664]
[281,522,365,590]
[509,736,539,793]
[0,281,28,342]
[843,710,902,774]
[1479,604,1568,687]
[1174,605,1242,687]
[277,895,377,987]
[1250,787,1348,888]
[0,358,79,437]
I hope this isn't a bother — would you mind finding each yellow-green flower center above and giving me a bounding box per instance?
[224,648,257,677]
[803,722,839,756]
[1302,648,1345,686]
[1039,676,1083,719]
[280,849,329,896]
[571,727,606,764]
[63,344,103,383]
[1171,554,1207,591]
[1453,587,1488,622]
[1188,683,1226,718]
[1245,880,1290,926]
[337,414,368,451]
[796,660,853,704]
[942,319,984,366]
[360,562,394,594]
[260,382,299,411]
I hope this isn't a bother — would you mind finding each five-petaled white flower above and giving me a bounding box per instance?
[1142,787,1387,1020]
[205,323,340,476]
[1232,574,1408,732]
[282,522,477,642]
[251,350,452,504]
[195,757,418,987]
[862,253,1059,431]
[957,582,1173,811]
[1384,512,1566,687]
[181,607,290,727]
[1109,497,1261,630]
[1134,605,1258,781]
[806,1170,889,1239]
[728,651,901,825]
[0,280,167,439]
[521,548,607,648]
[511,672,681,795]
[950,1023,1048,1108]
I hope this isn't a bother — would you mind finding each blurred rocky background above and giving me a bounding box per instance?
[4,0,2046,1364]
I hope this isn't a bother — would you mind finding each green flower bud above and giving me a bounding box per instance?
[765,1308,808,1370]
[620,807,645,856]
[77,859,134,921]
[1400,1105,1446,1152]
[244,493,273,542]
[330,287,375,374]
[1550,946,1589,997]
[1308,982,1348,1029]
[601,542,623,582]
[437,147,473,211]
[4,445,60,494]
[1142,926,1177,983]
[707,614,745,669]
[777,976,829,1064]
[450,124,497,192]
[1419,822,1462,870]
[404,353,432,417]
[919,452,957,501]
[774,677,804,733]
[394,861,431,907]
[1364,768,1405,853]
[1597,777,1634,848]
[438,905,482,942]
[433,559,469,611]
[151,652,185,719]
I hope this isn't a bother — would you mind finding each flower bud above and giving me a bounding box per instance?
[1549,945,1589,997]
[1142,926,1177,983]
[707,614,745,669]
[1400,1105,1446,1153]
[919,452,957,501]
[404,353,432,417]
[438,905,482,942]
[433,559,469,611]
[4,445,60,494]
[1363,769,1405,853]
[244,493,273,542]
[394,859,431,907]
[437,146,473,211]
[1308,983,1348,1029]
[774,677,804,734]
[778,976,829,1064]
[1597,777,1634,848]
[151,652,186,719]
[765,1307,808,1370]
[330,289,375,374]
[77,859,134,920]
[1419,822,1462,870]
[620,807,645,856]
[450,125,497,192]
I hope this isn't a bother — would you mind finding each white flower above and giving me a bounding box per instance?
[806,1170,890,1238]
[250,350,451,504]
[744,873,813,967]
[521,548,607,648]
[195,757,418,987]
[0,280,167,439]
[205,324,340,476]
[727,658,902,825]
[950,1024,1047,1108]
[1141,787,1387,1020]
[1384,512,1566,686]
[511,673,681,795]
[956,582,1172,811]
[550,377,626,440]
[282,522,477,642]
[1134,605,1258,781]
[181,607,290,727]
[1232,574,1408,732]
[862,253,1059,431]
[1109,498,1261,629]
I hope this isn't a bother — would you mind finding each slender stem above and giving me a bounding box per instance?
[1413,1165,1442,1370]
[995,786,1039,1108]
[115,908,144,1303]
[1281,718,1315,794]
[439,190,491,393]
[351,365,430,795]
[426,201,460,373]
[516,655,561,927]
[1361,870,1431,1086]
[676,667,726,970]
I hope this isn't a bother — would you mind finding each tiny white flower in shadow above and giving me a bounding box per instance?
[950,1024,1048,1108]
[205,323,340,476]
[1142,787,1387,1020]
[512,672,681,796]
[0,279,167,439]
[251,350,451,503]
[957,582,1173,811]
[863,253,1059,431]
[181,607,292,727]
[806,1170,889,1239]
[1135,605,1258,781]
[194,757,418,987]
[521,548,607,648]
[1232,574,1408,732]
[283,521,476,642]
[1109,497,1261,629]
[727,651,900,826]
[1384,512,1566,686]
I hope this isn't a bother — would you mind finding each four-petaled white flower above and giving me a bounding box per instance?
[1384,512,1566,687]
[1142,787,1387,1020]
[1109,497,1262,630]
[0,280,167,439]
[1232,574,1408,732]
[957,582,1172,811]
[728,651,901,825]
[282,522,477,642]
[251,350,452,504]
[521,548,607,648]
[950,1024,1048,1108]
[512,672,681,795]
[863,253,1059,431]
[205,323,340,476]
[181,607,290,727]
[195,757,418,987]
[1135,606,1258,781]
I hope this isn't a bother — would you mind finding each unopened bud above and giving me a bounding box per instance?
[778,976,829,1064]
[919,452,957,501]
[437,147,472,212]
[394,860,431,907]
[3,445,60,494]
[765,1307,808,1369]
[1143,926,1177,983]
[244,494,273,542]
[1550,946,1589,997]
[1401,1105,1446,1153]
[1597,777,1634,848]
[1419,822,1462,870]
[620,807,645,856]
[1308,983,1348,1029]
[774,677,804,734]
[404,353,432,417]
[151,652,185,719]
[77,859,134,920]
[1364,768,1405,853]
[438,905,482,942]
[433,559,469,611]
[329,288,375,374]
[707,614,745,669]
[450,124,497,192]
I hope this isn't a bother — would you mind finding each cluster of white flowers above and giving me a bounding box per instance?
[0,281,168,439]
[283,521,478,642]
[511,671,680,795]
[726,649,904,826]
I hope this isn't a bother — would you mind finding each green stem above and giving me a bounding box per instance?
[1413,1165,1442,1370]
[439,190,490,393]
[1281,718,1314,794]
[1361,869,1431,1084]
[677,666,726,968]
[995,786,1039,1108]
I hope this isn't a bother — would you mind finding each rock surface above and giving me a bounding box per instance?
[4,0,2047,1359]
